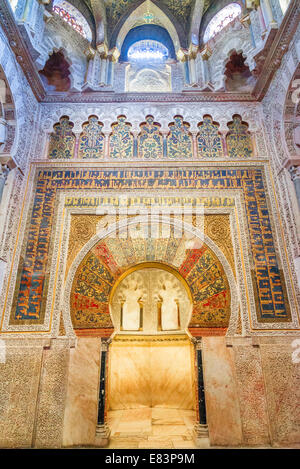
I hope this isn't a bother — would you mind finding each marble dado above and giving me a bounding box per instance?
[0,335,299,448]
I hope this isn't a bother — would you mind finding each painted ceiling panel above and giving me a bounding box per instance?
[103,0,197,31]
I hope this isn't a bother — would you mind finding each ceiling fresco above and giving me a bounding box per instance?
[103,0,197,34]
[67,0,216,45]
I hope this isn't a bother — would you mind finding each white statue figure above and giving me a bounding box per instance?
[158,279,180,331]
[121,276,145,331]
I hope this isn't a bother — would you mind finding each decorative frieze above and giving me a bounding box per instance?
[47,112,257,161]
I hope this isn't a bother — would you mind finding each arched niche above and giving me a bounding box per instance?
[110,263,193,334]
[224,50,255,92]
[39,50,72,92]
[120,24,176,62]
[112,0,181,56]
[64,217,238,337]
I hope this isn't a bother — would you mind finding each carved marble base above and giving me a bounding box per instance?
[94,423,110,447]
[193,423,210,448]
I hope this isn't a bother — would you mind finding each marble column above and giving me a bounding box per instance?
[191,131,198,159]
[107,55,114,87]
[95,338,111,447]
[107,48,120,87]
[257,5,267,32]
[0,118,7,147]
[187,44,198,86]
[20,0,36,25]
[99,55,108,86]
[200,46,213,91]
[261,0,277,28]
[0,164,9,206]
[83,48,106,92]
[193,338,209,446]
[97,42,109,87]
[289,165,300,209]
[177,49,190,86]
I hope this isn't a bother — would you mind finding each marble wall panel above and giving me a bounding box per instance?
[0,340,43,448]
[34,339,70,448]
[202,336,243,446]
[232,343,270,446]
[62,337,101,447]
[108,338,195,411]
[259,340,300,447]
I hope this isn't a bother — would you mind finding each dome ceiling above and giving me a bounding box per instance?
[104,0,195,29]
[61,0,217,48]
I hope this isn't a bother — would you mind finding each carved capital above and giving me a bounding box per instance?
[85,46,96,60]
[289,165,300,181]
[191,337,203,349]
[43,10,53,23]
[200,45,212,61]
[245,0,260,9]
[188,43,199,61]
[240,13,251,26]
[176,48,188,63]
[97,42,108,59]
[101,338,111,351]
[108,47,120,63]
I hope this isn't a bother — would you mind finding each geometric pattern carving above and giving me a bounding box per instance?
[137,115,163,159]
[109,115,134,159]
[226,114,253,158]
[78,116,105,159]
[48,116,75,159]
[167,116,193,159]
[197,115,224,158]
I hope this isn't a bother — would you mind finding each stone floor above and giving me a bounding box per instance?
[104,408,208,449]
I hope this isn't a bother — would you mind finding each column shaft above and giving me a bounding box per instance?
[97,348,107,426]
[196,348,207,425]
